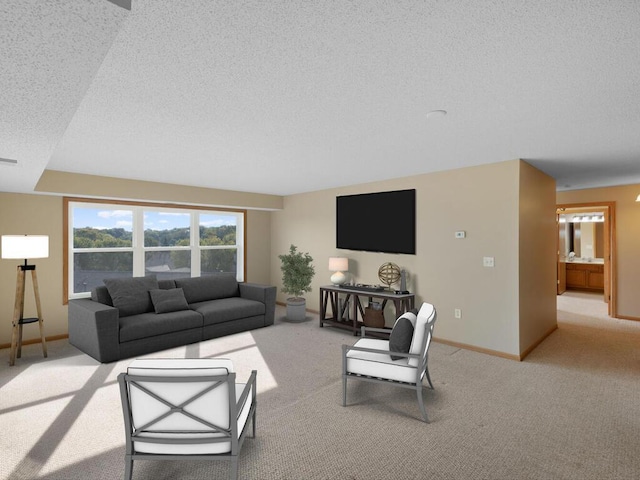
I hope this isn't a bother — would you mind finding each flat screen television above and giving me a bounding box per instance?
[336,189,416,255]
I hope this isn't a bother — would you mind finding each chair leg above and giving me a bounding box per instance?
[229,457,238,480]
[342,375,347,406]
[425,366,434,389]
[124,456,133,480]
[252,407,257,438]
[416,386,430,423]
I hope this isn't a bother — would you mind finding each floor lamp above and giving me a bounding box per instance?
[1,235,49,366]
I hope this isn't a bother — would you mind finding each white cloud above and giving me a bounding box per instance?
[201,219,235,227]
[116,220,133,228]
[98,210,132,219]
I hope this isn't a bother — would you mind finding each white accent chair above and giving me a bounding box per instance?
[117,358,257,480]
[342,302,437,422]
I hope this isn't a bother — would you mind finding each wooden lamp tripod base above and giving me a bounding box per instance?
[10,263,47,366]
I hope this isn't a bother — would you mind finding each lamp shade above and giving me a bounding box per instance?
[1,235,49,260]
[636,194,640,202]
[328,257,348,272]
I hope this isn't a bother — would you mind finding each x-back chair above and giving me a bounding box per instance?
[342,302,437,422]
[118,358,257,480]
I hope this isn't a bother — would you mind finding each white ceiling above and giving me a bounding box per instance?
[2,0,639,196]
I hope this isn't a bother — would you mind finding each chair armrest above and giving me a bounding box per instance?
[239,283,277,326]
[236,370,258,413]
[360,326,391,337]
[68,298,120,363]
[342,343,419,361]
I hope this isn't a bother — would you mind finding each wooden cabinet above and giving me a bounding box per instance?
[565,263,604,290]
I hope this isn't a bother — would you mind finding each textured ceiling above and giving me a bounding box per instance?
[1,0,639,196]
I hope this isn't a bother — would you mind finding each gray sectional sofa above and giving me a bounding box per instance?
[68,274,276,363]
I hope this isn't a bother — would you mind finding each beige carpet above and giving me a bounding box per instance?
[1,293,639,479]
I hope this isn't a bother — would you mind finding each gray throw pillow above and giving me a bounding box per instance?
[149,288,189,314]
[104,275,159,317]
[389,316,415,361]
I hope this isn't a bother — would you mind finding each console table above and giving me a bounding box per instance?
[319,285,415,335]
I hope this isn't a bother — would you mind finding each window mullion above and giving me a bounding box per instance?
[134,207,145,276]
[191,211,200,277]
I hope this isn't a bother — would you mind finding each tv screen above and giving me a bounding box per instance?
[336,189,416,255]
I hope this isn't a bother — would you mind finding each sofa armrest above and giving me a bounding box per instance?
[68,298,120,363]
[239,283,277,326]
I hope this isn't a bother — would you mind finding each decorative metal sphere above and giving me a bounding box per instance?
[378,262,401,289]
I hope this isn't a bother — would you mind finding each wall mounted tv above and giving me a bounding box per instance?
[336,189,416,255]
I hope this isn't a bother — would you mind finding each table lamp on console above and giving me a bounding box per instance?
[1,235,49,366]
[328,257,349,285]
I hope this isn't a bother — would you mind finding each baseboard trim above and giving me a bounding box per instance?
[433,337,522,361]
[0,334,68,351]
[615,314,640,322]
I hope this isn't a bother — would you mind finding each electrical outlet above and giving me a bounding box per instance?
[483,256,495,267]
[454,308,461,319]
[455,231,466,239]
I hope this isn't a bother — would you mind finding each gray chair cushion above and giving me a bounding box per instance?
[175,274,239,304]
[119,309,203,343]
[104,275,159,317]
[389,315,415,360]
[149,288,189,314]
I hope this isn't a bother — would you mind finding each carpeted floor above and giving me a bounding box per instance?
[1,293,639,479]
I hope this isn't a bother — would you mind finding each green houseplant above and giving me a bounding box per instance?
[278,244,315,321]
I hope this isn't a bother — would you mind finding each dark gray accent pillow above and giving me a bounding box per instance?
[103,275,159,317]
[149,288,189,314]
[389,316,415,361]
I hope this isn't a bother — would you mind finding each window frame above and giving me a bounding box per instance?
[63,197,246,303]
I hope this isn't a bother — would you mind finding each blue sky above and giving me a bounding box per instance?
[73,208,236,231]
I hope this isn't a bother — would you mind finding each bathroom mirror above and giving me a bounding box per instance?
[558,213,604,261]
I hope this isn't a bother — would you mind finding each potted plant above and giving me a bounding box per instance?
[278,244,315,321]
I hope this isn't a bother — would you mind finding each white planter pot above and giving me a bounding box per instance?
[286,298,307,322]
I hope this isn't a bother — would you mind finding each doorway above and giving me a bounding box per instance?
[556,202,616,318]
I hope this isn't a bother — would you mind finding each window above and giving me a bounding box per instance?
[65,199,245,300]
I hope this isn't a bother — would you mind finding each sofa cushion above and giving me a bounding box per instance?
[389,314,415,360]
[191,297,265,326]
[158,279,177,290]
[104,275,159,317]
[91,285,113,306]
[119,309,203,343]
[149,288,189,314]
[175,274,239,304]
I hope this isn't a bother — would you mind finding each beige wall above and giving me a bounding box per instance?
[1,159,561,358]
[36,170,283,211]
[518,162,558,353]
[557,184,640,319]
[271,159,557,358]
[0,194,67,346]
[0,188,273,347]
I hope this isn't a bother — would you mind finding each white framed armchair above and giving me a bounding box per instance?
[342,302,437,422]
[117,358,257,480]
